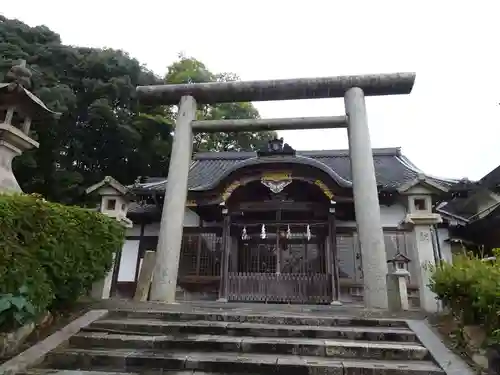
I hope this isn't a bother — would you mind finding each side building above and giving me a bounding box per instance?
[91,139,458,310]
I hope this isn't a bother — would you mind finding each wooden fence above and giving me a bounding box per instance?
[228,272,331,304]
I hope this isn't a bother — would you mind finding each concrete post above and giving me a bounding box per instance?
[345,87,389,309]
[150,95,196,303]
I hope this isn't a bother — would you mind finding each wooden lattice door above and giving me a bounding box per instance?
[228,229,331,303]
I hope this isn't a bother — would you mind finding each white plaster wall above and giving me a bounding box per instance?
[117,240,140,282]
[141,209,200,236]
[184,209,200,227]
[337,204,406,227]
[126,208,211,254]
[437,227,452,263]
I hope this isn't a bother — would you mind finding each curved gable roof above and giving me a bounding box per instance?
[132,147,455,193]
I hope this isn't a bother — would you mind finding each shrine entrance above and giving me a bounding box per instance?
[228,225,330,303]
[222,173,337,304]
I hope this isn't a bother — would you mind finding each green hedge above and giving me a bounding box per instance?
[429,251,500,344]
[0,194,125,314]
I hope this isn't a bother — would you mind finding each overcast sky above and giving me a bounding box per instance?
[2,1,499,180]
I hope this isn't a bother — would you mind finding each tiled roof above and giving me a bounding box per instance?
[438,188,500,223]
[437,198,476,222]
[131,147,456,193]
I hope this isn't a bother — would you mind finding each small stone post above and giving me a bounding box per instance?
[150,95,197,303]
[386,252,412,311]
[344,87,389,309]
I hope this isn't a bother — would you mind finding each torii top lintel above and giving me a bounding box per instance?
[136,72,416,106]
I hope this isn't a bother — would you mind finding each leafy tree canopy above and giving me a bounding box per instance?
[0,17,277,204]
[165,54,277,152]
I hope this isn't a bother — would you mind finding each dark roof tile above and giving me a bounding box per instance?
[132,147,453,193]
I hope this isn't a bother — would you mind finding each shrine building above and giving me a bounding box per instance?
[90,138,457,312]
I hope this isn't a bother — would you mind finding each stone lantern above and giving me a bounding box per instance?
[85,176,133,299]
[386,252,412,311]
[85,176,133,228]
[0,60,59,193]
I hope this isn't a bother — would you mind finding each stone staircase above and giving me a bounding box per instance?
[21,308,446,375]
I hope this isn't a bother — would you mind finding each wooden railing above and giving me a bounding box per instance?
[228,272,331,304]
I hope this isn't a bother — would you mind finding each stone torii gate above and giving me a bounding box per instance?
[136,73,416,309]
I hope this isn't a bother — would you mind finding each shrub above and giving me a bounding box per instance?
[0,286,37,332]
[0,193,125,313]
[429,250,500,344]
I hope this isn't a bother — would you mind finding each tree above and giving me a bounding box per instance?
[0,18,276,204]
[0,15,172,203]
[165,55,277,152]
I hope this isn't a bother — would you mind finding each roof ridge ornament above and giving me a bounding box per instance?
[257,137,296,157]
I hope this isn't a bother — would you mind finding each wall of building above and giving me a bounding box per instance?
[119,208,202,284]
[118,204,412,295]
[337,203,407,228]
[117,203,448,306]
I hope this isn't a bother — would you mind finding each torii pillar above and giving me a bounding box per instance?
[137,73,416,308]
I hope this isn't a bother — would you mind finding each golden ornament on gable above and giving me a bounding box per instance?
[314,179,334,200]
[221,180,242,202]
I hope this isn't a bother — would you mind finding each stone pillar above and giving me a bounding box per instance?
[387,269,410,311]
[401,212,442,312]
[150,95,196,303]
[413,225,440,312]
[327,202,342,305]
[217,207,231,302]
[91,253,116,299]
[344,87,389,309]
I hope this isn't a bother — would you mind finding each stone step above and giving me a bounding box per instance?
[70,331,429,361]
[87,318,417,341]
[106,310,409,327]
[43,347,445,375]
[20,371,139,375]
[70,331,428,360]
[21,370,231,375]
[20,370,234,375]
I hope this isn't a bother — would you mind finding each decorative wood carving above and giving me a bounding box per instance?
[261,171,292,194]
